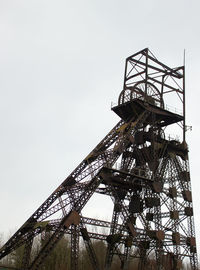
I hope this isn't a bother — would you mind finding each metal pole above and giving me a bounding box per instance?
[145,48,148,99]
[183,65,186,142]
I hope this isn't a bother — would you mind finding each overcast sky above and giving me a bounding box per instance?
[0,0,200,256]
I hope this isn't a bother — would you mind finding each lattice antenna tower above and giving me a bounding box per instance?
[0,48,197,270]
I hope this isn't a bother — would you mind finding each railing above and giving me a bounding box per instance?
[164,104,183,116]
[112,162,147,177]
[111,100,183,116]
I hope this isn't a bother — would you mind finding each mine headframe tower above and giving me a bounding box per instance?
[0,48,198,270]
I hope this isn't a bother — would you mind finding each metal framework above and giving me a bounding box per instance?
[0,48,198,270]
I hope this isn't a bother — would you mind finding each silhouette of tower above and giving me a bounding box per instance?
[0,48,198,270]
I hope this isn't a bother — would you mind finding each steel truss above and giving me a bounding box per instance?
[0,48,198,270]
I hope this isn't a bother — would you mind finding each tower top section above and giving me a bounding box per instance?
[113,48,186,141]
[119,48,184,110]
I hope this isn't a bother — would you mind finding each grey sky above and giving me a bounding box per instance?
[0,0,200,255]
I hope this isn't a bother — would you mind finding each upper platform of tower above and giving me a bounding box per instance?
[112,48,185,127]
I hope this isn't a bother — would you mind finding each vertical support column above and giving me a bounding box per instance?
[80,226,100,270]
[154,205,162,270]
[71,225,79,270]
[174,157,198,269]
[171,160,180,257]
[184,161,198,269]
[105,204,120,270]
[154,157,169,270]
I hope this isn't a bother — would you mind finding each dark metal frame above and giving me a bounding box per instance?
[0,49,197,270]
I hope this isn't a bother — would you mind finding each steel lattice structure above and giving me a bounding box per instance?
[0,48,198,270]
